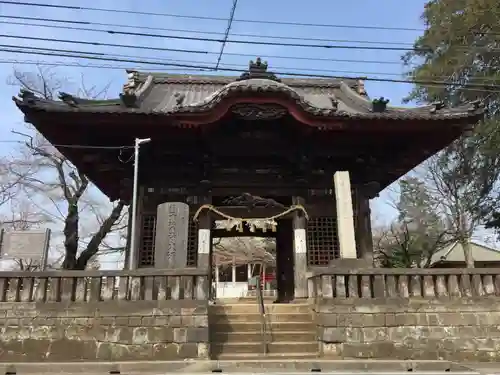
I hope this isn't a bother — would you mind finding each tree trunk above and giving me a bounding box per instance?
[62,203,79,269]
[73,200,126,270]
[462,238,475,268]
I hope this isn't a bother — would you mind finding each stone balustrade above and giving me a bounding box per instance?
[0,268,211,362]
[309,268,500,361]
[0,268,209,302]
[308,268,500,299]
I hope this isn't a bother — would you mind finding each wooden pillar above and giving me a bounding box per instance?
[232,258,236,287]
[357,193,374,264]
[215,265,220,284]
[334,171,357,259]
[131,187,145,269]
[293,196,308,299]
[197,196,212,270]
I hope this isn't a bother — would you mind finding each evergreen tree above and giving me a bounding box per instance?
[404,0,500,256]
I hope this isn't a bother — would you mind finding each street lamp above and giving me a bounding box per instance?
[129,137,151,270]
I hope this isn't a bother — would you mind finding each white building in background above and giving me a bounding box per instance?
[213,262,276,299]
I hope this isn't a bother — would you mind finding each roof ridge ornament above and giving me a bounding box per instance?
[329,97,339,110]
[468,99,485,112]
[430,100,446,113]
[58,92,79,107]
[174,92,186,107]
[120,92,137,108]
[123,70,139,94]
[372,97,390,112]
[356,80,367,96]
[237,57,281,82]
[18,89,36,103]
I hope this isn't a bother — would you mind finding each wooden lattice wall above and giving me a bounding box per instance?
[138,213,198,267]
[306,216,340,265]
[305,189,357,266]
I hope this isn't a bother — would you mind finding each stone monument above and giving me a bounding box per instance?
[154,202,189,268]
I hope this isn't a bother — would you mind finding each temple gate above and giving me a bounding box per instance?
[14,58,483,303]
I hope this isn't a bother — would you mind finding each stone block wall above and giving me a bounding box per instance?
[316,298,500,361]
[0,300,209,362]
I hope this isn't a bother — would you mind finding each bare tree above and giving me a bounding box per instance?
[374,222,451,268]
[378,148,496,268]
[423,151,490,268]
[8,67,127,270]
[213,237,275,267]
[14,258,41,271]
[375,175,454,268]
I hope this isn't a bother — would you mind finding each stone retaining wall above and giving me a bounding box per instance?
[0,300,209,361]
[316,298,500,361]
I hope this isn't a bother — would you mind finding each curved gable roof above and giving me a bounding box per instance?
[13,60,485,124]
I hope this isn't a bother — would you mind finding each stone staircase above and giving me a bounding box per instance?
[209,300,319,359]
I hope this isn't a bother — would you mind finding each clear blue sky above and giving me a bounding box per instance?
[0,0,429,229]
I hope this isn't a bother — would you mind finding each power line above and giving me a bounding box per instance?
[0,42,413,78]
[0,16,496,54]
[3,46,500,91]
[0,16,417,46]
[0,57,425,79]
[5,58,498,94]
[3,51,498,85]
[0,18,427,52]
[0,34,211,56]
[0,32,410,66]
[3,0,498,37]
[215,0,239,70]
[0,1,426,32]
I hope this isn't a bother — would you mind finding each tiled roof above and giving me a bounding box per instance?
[13,61,485,122]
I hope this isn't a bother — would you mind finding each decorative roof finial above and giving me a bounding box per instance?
[372,97,390,112]
[237,57,281,82]
[174,92,186,107]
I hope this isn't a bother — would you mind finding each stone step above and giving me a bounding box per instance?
[212,321,316,333]
[212,352,321,360]
[211,330,317,343]
[211,312,314,323]
[211,341,318,355]
[211,303,311,314]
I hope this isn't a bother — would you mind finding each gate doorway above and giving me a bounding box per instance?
[211,218,296,303]
[212,232,277,300]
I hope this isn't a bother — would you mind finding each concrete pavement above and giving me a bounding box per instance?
[0,360,488,374]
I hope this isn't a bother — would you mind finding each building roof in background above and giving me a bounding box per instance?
[429,241,500,265]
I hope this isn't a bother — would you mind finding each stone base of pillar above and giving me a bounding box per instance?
[294,252,308,298]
